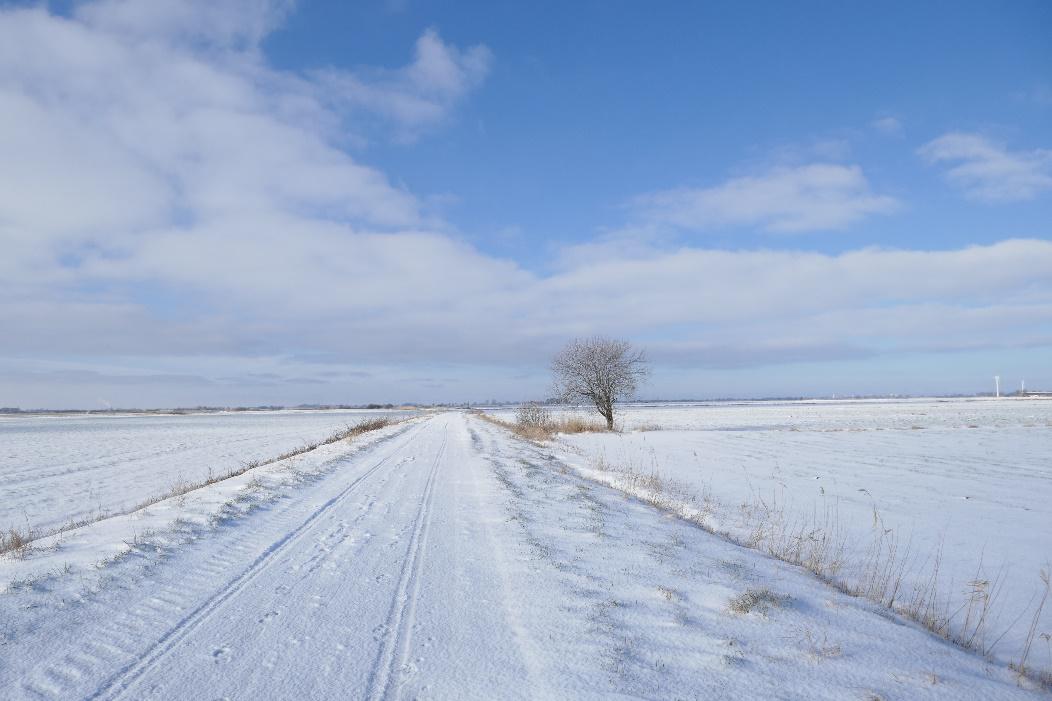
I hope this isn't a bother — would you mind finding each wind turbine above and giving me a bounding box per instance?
[994,375,1000,398]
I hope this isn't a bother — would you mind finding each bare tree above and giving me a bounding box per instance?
[551,337,648,430]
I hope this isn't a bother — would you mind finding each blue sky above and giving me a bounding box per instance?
[263,1,1052,259]
[1,0,1051,407]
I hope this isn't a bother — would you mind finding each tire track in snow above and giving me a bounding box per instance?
[366,423,448,701]
[83,422,425,701]
[22,524,280,698]
[464,419,553,699]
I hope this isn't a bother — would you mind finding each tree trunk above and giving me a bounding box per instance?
[604,401,614,430]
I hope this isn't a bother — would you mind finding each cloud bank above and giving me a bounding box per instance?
[0,2,1050,406]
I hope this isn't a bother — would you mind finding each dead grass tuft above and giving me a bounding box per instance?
[0,527,34,559]
[1010,568,1051,688]
[728,587,788,615]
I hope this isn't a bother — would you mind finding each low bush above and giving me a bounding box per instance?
[515,402,552,430]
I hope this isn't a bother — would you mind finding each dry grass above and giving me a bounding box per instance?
[1010,568,1051,689]
[799,628,843,661]
[479,409,607,442]
[591,454,701,517]
[741,491,848,583]
[0,527,33,559]
[555,416,609,434]
[0,415,402,558]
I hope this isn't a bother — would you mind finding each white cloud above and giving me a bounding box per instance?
[0,4,426,255]
[314,28,492,140]
[871,116,902,135]
[919,132,1052,202]
[632,163,899,233]
[76,0,295,47]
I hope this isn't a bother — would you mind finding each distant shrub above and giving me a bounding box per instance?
[515,402,553,430]
[345,416,393,437]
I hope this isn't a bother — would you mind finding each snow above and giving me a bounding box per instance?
[0,409,414,534]
[530,398,1052,676]
[0,411,1048,699]
[0,417,416,593]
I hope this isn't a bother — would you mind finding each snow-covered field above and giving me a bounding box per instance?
[2,412,1047,699]
[0,409,414,534]
[496,398,1052,676]
[1,407,1049,698]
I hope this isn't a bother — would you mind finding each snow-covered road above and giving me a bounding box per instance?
[1,414,1046,699]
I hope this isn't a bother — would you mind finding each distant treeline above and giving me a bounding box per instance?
[0,403,411,415]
